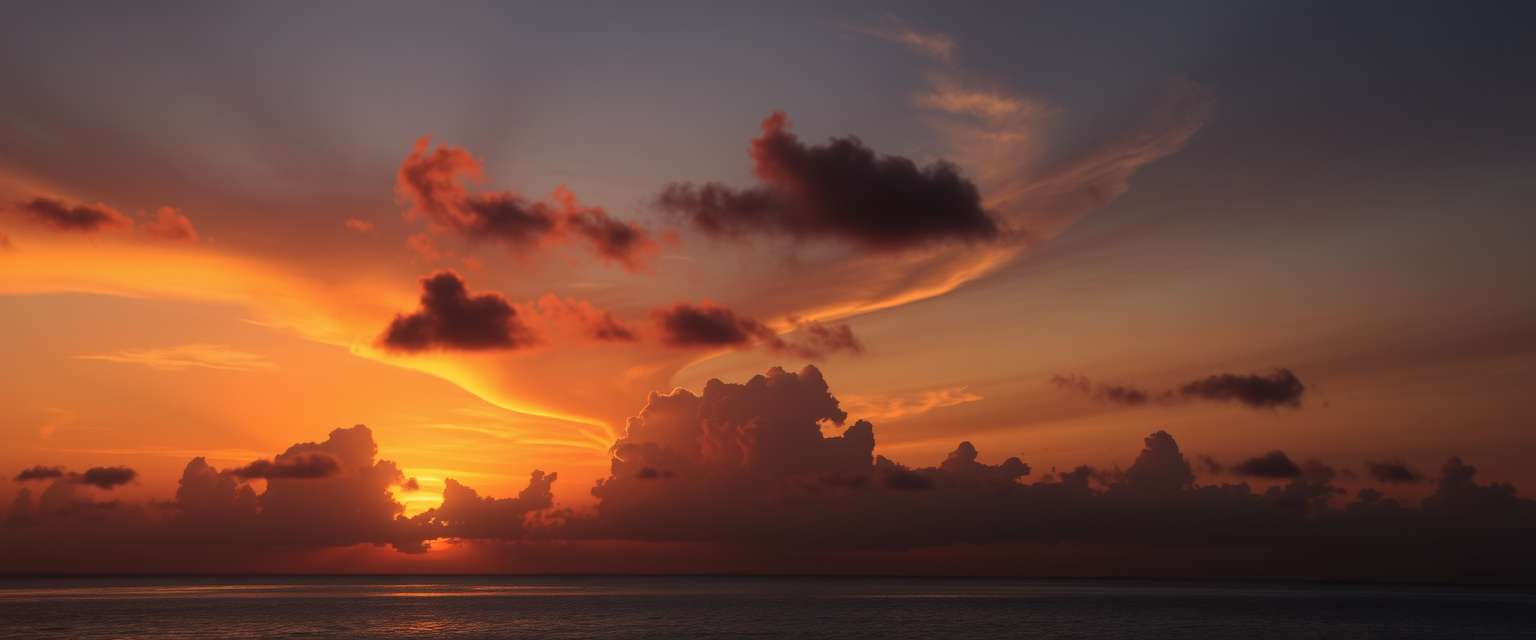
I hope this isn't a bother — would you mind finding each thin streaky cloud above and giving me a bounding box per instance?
[75,343,277,372]
[844,17,957,62]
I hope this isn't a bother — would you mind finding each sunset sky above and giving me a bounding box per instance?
[2,3,1533,577]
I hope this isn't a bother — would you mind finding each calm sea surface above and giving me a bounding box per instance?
[0,576,1530,639]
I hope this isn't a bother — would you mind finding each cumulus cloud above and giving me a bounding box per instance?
[378,271,538,352]
[656,112,999,252]
[18,198,133,233]
[1231,451,1303,478]
[140,206,198,243]
[532,295,637,342]
[396,137,657,270]
[1367,461,1424,484]
[1051,369,1306,410]
[227,453,342,480]
[651,302,862,358]
[3,369,1534,580]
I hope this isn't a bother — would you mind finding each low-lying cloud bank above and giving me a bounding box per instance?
[4,366,1531,580]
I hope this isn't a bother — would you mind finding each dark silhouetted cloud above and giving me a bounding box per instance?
[1178,369,1305,409]
[14,466,65,482]
[73,466,137,489]
[1052,368,1305,410]
[227,453,342,480]
[656,112,999,252]
[379,271,538,352]
[1232,451,1303,478]
[1367,461,1424,484]
[18,198,132,233]
[652,303,861,359]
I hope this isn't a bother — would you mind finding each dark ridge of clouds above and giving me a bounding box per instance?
[655,111,999,252]
[652,303,862,358]
[3,369,1535,580]
[18,198,133,233]
[1051,368,1306,410]
[378,271,538,353]
[1367,461,1424,484]
[73,466,137,489]
[227,454,341,480]
[1178,369,1305,409]
[396,138,657,270]
[14,466,65,482]
[1231,451,1303,479]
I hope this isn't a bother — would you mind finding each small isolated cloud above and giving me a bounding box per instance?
[916,78,1045,122]
[73,466,137,489]
[344,217,376,234]
[18,198,132,233]
[378,271,538,353]
[532,295,637,342]
[140,207,198,243]
[227,453,342,480]
[1051,369,1306,410]
[1367,461,1424,484]
[14,466,65,482]
[0,231,12,250]
[846,17,956,62]
[656,112,999,252]
[1231,451,1303,479]
[77,344,277,373]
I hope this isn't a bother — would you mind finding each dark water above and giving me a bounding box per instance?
[0,576,1531,638]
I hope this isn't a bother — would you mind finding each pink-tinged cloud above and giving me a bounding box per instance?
[396,137,656,270]
[18,197,133,233]
[657,112,999,252]
[379,271,538,352]
[344,217,376,233]
[140,206,198,243]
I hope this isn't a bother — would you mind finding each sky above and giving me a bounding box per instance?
[1,2,1534,579]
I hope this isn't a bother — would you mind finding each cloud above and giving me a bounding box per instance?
[17,197,132,233]
[396,137,656,270]
[532,295,637,342]
[14,466,65,482]
[0,231,13,250]
[76,344,277,373]
[140,207,198,243]
[1178,369,1305,409]
[841,386,983,422]
[227,453,342,480]
[651,302,862,359]
[846,18,956,62]
[344,217,376,234]
[1367,461,1424,484]
[378,271,538,353]
[1051,369,1306,410]
[73,466,137,489]
[1231,451,1303,479]
[656,112,999,252]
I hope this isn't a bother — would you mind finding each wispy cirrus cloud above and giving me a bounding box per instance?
[842,385,983,422]
[844,17,956,62]
[76,344,277,372]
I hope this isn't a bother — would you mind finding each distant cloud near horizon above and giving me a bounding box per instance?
[656,112,999,252]
[18,197,132,233]
[1051,369,1306,410]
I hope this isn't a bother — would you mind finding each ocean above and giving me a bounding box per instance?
[0,577,1530,638]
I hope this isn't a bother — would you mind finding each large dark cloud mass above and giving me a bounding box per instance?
[18,198,132,233]
[397,138,657,270]
[656,112,999,252]
[1052,368,1306,410]
[379,271,538,352]
[2,367,1533,580]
